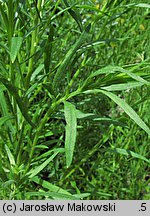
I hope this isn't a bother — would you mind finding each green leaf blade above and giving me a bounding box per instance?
[0,77,35,127]
[5,144,15,166]
[110,148,150,164]
[63,0,83,32]
[102,82,144,91]
[0,115,13,126]
[83,89,150,136]
[28,150,60,178]
[135,3,150,8]
[31,176,72,195]
[10,37,23,63]
[52,27,90,89]
[64,101,77,168]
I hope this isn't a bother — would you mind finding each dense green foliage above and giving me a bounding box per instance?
[0,0,150,199]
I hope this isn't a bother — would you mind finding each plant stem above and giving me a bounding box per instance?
[25,0,42,89]
[24,95,67,173]
[59,139,103,184]
[24,83,83,174]
[66,56,87,94]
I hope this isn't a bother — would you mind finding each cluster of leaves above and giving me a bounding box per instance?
[0,0,149,199]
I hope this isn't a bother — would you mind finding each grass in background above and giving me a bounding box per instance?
[0,0,149,199]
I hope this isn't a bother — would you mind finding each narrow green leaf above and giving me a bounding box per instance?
[76,109,126,127]
[0,160,7,181]
[73,193,91,199]
[89,66,120,78]
[10,37,23,63]
[92,117,128,127]
[76,4,100,12]
[0,84,6,91]
[31,64,44,81]
[76,109,95,119]
[28,151,60,178]
[5,144,15,166]
[110,147,150,163]
[0,3,9,29]
[36,148,64,161]
[44,25,54,74]
[0,91,14,133]
[87,66,149,84]
[102,82,144,91]
[83,66,148,91]
[118,70,149,84]
[96,191,112,197]
[2,180,15,188]
[63,0,83,32]
[135,3,150,8]
[39,131,53,139]
[51,6,73,21]
[34,145,49,149]
[83,89,150,136]
[0,77,35,127]
[64,101,77,167]
[0,61,9,76]
[0,115,14,126]
[31,176,72,195]
[26,191,79,200]
[25,83,38,97]
[53,25,90,88]
[77,40,108,52]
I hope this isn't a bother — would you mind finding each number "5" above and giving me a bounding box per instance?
[140,203,146,211]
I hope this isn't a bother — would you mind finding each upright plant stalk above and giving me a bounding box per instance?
[25,81,84,173]
[66,55,87,95]
[7,0,14,46]
[25,0,43,89]
[6,1,19,132]
[24,96,67,173]
[59,139,103,184]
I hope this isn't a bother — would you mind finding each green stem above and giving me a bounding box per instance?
[24,85,83,173]
[66,56,87,94]
[59,139,103,184]
[25,0,42,89]
[24,96,67,173]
